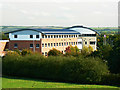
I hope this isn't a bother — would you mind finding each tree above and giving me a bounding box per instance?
[48,48,62,56]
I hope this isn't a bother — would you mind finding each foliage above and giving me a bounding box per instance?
[65,45,80,57]
[81,45,93,56]
[21,49,33,56]
[2,53,109,84]
[48,48,62,56]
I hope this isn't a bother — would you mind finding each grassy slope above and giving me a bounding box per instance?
[2,76,119,88]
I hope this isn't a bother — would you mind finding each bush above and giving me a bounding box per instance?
[48,48,62,56]
[2,53,109,84]
[21,49,33,56]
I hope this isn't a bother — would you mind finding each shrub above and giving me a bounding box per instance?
[48,48,62,56]
[2,53,109,84]
[21,49,33,56]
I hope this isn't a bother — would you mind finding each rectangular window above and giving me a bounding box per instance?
[74,35,75,37]
[85,42,87,44]
[64,35,66,38]
[71,35,73,38]
[51,43,53,47]
[78,42,82,44]
[62,35,63,38]
[30,44,33,48]
[67,35,68,38]
[42,52,44,55]
[42,35,44,38]
[14,35,17,38]
[36,44,39,48]
[59,43,61,46]
[69,42,71,45]
[14,43,18,48]
[51,35,53,38]
[45,35,47,38]
[30,35,33,38]
[36,35,39,38]
[48,35,50,38]
[74,42,75,45]
[57,43,58,46]
[45,52,47,56]
[54,43,56,46]
[64,42,66,46]
[59,35,61,38]
[67,42,68,46]
[76,35,77,37]
[42,43,44,47]
[71,42,73,45]
[57,35,58,38]
[62,43,63,46]
[79,35,81,37]
[48,43,50,47]
[90,41,95,45]
[45,43,47,47]
[76,42,77,45]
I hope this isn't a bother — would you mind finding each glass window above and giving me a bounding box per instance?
[54,43,56,46]
[36,35,39,38]
[62,43,63,46]
[42,35,44,38]
[59,43,61,46]
[51,35,53,38]
[45,52,47,56]
[45,35,47,38]
[74,35,75,37]
[14,43,18,48]
[64,42,66,46]
[59,35,61,38]
[30,44,33,48]
[76,42,77,45]
[42,43,44,47]
[69,42,71,45]
[48,43,50,47]
[62,35,63,38]
[36,44,39,48]
[67,42,68,46]
[85,42,87,44]
[76,35,77,37]
[67,35,68,38]
[90,41,95,45]
[42,52,44,55]
[74,42,75,45]
[14,35,17,38]
[71,42,73,45]
[57,35,58,38]
[45,43,47,47]
[51,43,53,47]
[57,43,58,46]
[30,35,33,38]
[64,35,66,38]
[78,42,82,44]
[48,35,50,38]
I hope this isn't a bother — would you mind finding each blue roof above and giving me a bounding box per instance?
[5,28,81,35]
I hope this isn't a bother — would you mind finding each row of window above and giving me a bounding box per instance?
[42,35,81,38]
[14,43,40,48]
[14,35,39,38]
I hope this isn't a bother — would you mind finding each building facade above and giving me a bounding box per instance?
[5,26,99,56]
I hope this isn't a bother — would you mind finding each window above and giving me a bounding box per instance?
[74,42,75,45]
[74,35,75,37]
[85,42,87,44]
[48,43,50,47]
[90,41,95,45]
[30,44,33,48]
[51,43,53,47]
[62,35,63,38]
[72,35,73,38]
[64,42,66,46]
[78,42,82,44]
[71,42,73,45]
[76,42,77,45]
[45,52,47,56]
[64,35,66,38]
[45,35,47,38]
[48,35,50,38]
[36,35,39,38]
[69,42,71,45]
[79,35,81,37]
[45,43,47,47]
[57,35,58,38]
[59,35,61,38]
[57,43,58,46]
[76,35,77,37]
[42,35,44,38]
[51,35,53,38]
[30,35,33,38]
[14,43,18,48]
[14,35,17,38]
[67,42,68,46]
[36,44,39,48]
[59,43,61,46]
[67,35,68,38]
[42,43,44,47]
[54,43,56,46]
[69,35,71,38]
[62,43,63,46]
[42,52,44,55]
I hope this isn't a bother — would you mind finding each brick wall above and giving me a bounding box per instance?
[9,40,42,53]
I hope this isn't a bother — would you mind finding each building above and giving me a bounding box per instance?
[5,26,99,56]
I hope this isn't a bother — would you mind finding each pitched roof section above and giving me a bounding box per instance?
[5,28,81,35]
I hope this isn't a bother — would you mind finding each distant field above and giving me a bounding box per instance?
[2,76,119,88]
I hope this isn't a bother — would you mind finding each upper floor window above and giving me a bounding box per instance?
[42,43,44,47]
[45,35,47,38]
[30,35,33,38]
[42,35,44,38]
[90,41,95,45]
[59,35,61,38]
[51,35,53,38]
[30,44,33,48]
[85,42,87,44]
[36,44,39,48]
[14,35,17,38]
[78,42,82,44]
[48,43,50,47]
[51,43,53,47]
[36,35,39,38]
[14,43,18,48]
[48,35,50,38]
[45,43,47,47]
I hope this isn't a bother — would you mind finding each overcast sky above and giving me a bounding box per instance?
[0,0,119,27]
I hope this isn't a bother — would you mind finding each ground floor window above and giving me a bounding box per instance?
[36,44,39,48]
[14,43,18,48]
[45,52,47,56]
[30,44,33,48]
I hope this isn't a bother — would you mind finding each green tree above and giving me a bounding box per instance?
[48,48,62,56]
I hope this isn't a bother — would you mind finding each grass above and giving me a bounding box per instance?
[2,76,119,88]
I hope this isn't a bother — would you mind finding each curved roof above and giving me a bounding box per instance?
[5,28,81,35]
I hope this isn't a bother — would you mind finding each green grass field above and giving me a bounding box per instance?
[2,76,119,88]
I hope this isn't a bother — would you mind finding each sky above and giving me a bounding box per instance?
[0,0,119,27]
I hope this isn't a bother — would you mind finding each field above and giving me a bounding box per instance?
[2,76,119,88]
